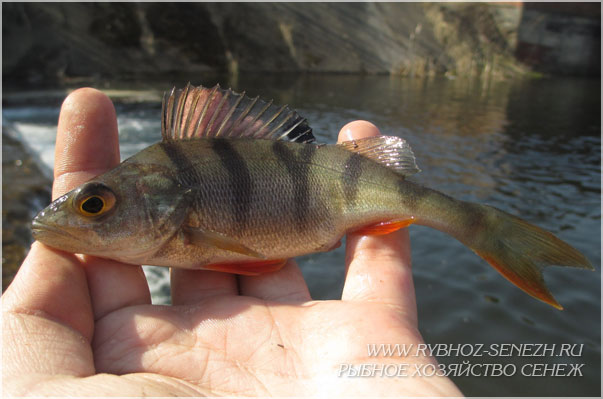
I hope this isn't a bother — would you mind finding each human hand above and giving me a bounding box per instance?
[2,88,462,396]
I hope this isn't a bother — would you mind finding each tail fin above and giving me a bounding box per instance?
[469,205,594,309]
[458,204,593,309]
[412,186,595,310]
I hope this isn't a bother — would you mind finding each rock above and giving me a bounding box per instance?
[3,3,528,86]
[516,3,601,76]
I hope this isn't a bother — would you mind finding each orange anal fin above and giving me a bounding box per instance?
[352,218,415,236]
[203,259,287,276]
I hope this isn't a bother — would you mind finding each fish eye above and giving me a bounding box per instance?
[74,183,116,218]
[80,196,105,215]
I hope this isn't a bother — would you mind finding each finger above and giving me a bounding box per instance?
[338,121,417,324]
[3,242,95,342]
[53,88,121,198]
[54,88,151,319]
[238,260,312,302]
[171,269,238,305]
[82,258,151,320]
[3,88,125,341]
[343,231,416,320]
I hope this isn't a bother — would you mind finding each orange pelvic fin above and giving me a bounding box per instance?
[203,259,287,276]
[352,218,415,236]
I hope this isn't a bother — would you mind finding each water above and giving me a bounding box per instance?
[3,74,600,396]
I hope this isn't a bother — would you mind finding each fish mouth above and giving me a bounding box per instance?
[31,217,79,242]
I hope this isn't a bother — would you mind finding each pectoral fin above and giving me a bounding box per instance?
[183,226,266,259]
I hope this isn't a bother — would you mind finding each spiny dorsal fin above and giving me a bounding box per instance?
[338,136,421,177]
[161,83,314,143]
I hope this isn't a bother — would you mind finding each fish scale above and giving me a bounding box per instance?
[169,139,348,257]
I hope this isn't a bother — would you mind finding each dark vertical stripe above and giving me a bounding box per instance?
[272,141,317,230]
[298,144,317,228]
[342,152,364,206]
[397,179,422,210]
[160,142,195,176]
[159,141,200,187]
[148,142,198,235]
[211,139,252,229]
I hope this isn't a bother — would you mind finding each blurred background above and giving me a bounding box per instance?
[3,2,601,84]
[2,2,601,396]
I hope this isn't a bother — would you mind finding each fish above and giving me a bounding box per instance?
[31,83,594,309]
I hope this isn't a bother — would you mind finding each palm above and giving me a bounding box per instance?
[88,287,453,397]
[2,88,461,396]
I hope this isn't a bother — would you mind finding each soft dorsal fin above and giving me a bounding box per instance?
[338,136,421,177]
[161,83,314,143]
